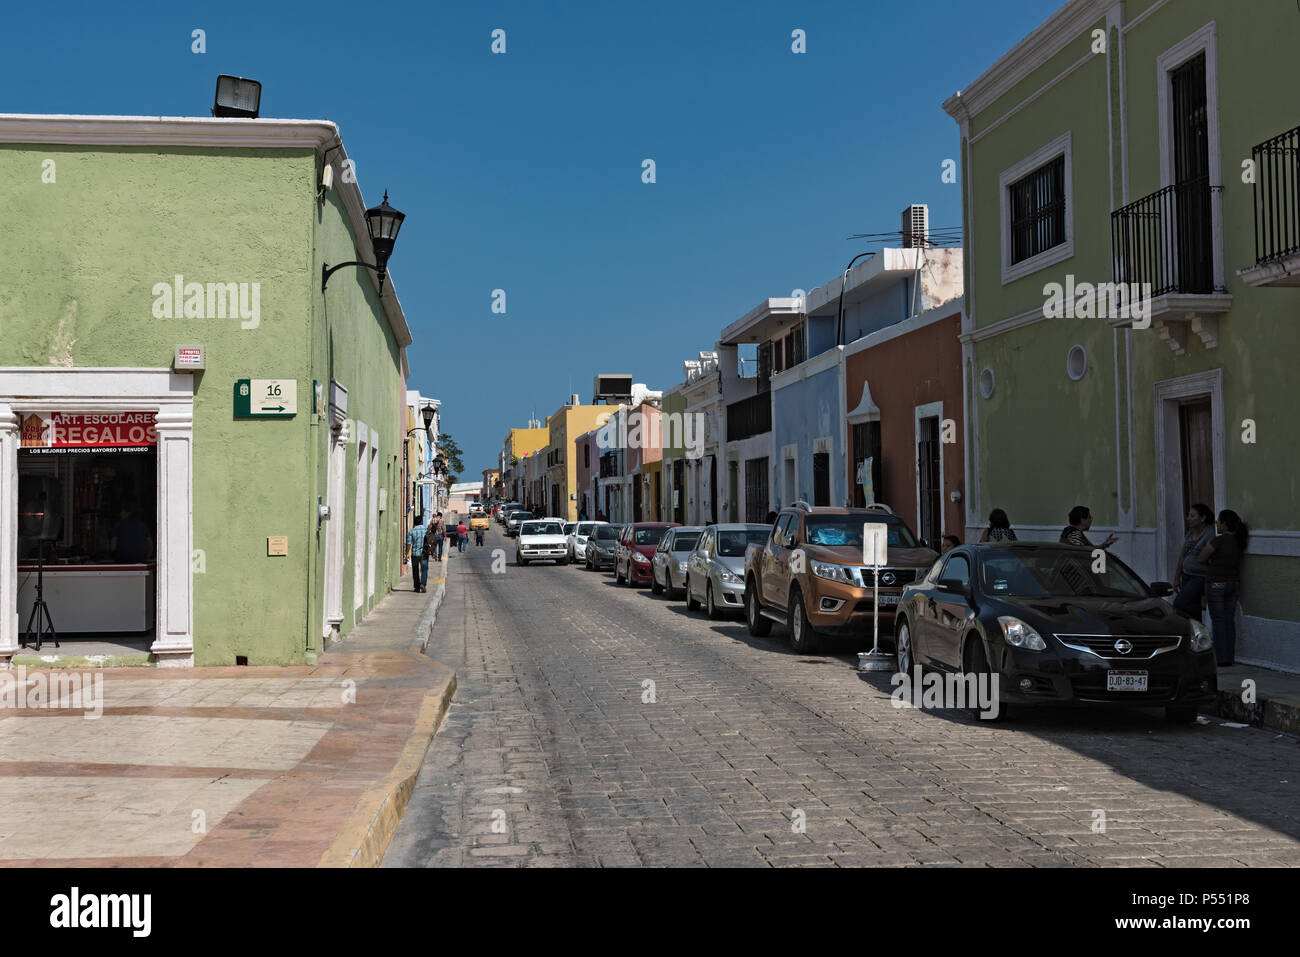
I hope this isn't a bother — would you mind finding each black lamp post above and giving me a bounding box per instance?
[835,251,874,346]
[322,191,406,296]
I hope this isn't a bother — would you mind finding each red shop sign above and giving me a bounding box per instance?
[20,412,157,449]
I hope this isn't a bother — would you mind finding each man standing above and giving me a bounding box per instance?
[406,515,428,593]
[428,511,445,561]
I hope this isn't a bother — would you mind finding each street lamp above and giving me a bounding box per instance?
[835,251,875,347]
[405,403,436,438]
[322,191,406,296]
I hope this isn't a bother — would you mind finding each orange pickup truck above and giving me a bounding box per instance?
[742,504,938,653]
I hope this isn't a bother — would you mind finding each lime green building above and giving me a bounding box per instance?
[945,0,1300,670]
[0,113,413,666]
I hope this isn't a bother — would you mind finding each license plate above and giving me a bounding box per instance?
[874,594,900,606]
[1107,670,1148,692]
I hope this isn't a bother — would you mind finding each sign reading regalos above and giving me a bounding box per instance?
[18,412,158,454]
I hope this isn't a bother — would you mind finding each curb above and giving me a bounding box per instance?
[1214,686,1300,735]
[318,559,456,868]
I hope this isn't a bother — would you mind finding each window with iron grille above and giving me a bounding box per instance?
[851,421,882,508]
[1008,155,1066,264]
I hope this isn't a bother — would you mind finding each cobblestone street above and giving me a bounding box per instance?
[385,528,1300,867]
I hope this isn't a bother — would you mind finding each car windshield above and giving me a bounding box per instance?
[563,524,576,535]
[633,527,668,546]
[593,526,619,540]
[802,517,917,548]
[979,549,1149,599]
[716,528,769,557]
[576,523,596,535]
[510,512,532,521]
[522,521,564,536]
[671,533,700,552]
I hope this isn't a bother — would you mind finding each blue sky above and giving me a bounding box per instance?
[2,0,1057,477]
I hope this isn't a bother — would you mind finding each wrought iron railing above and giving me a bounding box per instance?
[1252,124,1300,265]
[1111,179,1215,295]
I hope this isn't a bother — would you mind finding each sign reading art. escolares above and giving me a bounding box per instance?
[18,412,158,454]
[234,379,298,419]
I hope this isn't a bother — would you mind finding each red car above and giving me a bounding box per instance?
[615,523,680,586]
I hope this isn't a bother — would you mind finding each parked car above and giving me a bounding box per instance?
[516,519,570,565]
[584,523,622,571]
[615,523,679,586]
[744,505,937,653]
[650,525,702,597]
[505,509,534,537]
[685,524,772,618]
[497,503,520,525]
[893,542,1217,723]
[568,521,607,564]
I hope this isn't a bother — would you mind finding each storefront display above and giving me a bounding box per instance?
[16,411,157,636]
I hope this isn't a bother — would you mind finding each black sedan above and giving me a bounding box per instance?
[892,542,1217,723]
[584,524,622,571]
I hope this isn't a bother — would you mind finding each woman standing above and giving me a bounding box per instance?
[1172,504,1215,617]
[1198,509,1248,666]
[978,508,1018,543]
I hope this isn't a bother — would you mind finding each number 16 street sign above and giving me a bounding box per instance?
[234,379,298,419]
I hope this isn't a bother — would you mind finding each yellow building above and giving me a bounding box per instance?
[544,403,612,521]
[502,426,548,503]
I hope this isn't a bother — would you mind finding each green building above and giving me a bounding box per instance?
[945,0,1300,670]
[0,113,413,666]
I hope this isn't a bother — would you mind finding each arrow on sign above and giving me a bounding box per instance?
[264,406,285,412]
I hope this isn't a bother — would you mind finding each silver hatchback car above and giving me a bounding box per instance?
[650,526,702,598]
[685,524,772,619]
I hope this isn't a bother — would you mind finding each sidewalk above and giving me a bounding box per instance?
[0,556,455,867]
[1214,662,1300,734]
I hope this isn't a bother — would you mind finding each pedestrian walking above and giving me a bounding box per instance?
[1172,503,1215,617]
[474,527,485,546]
[457,521,468,552]
[1198,509,1248,666]
[978,508,1018,543]
[406,515,428,592]
[429,512,445,561]
[1059,505,1117,549]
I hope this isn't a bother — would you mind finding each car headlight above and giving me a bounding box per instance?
[718,568,741,584]
[811,561,853,584]
[633,553,649,564]
[998,616,1047,651]
[1190,619,1213,653]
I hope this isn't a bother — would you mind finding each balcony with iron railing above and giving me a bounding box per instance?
[1110,177,1231,354]
[1239,124,1300,287]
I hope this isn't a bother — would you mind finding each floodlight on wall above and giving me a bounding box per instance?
[212,75,262,118]
[321,191,406,296]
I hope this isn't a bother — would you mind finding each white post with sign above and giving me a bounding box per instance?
[858,522,893,672]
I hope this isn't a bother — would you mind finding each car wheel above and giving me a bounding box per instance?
[651,569,663,595]
[787,587,821,654]
[685,576,700,611]
[965,638,1008,722]
[1165,706,1198,724]
[745,581,771,637]
[707,583,724,620]
[895,619,916,675]
[518,554,529,567]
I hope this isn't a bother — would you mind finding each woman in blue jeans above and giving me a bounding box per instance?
[1172,503,1215,617]
[1198,509,1249,666]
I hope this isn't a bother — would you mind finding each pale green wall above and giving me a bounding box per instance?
[958,0,1300,624]
[0,142,405,664]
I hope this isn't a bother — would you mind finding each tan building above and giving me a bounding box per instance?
[544,402,613,521]
[501,425,548,502]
